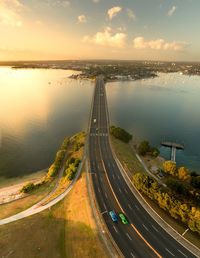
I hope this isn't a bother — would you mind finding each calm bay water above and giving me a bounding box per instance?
[107,73,200,173]
[0,67,93,178]
[0,68,200,178]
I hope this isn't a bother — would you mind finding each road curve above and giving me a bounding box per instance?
[0,156,85,226]
[88,76,197,258]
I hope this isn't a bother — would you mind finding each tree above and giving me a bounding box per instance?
[163,161,177,176]
[20,182,35,193]
[191,176,200,189]
[110,126,132,143]
[178,167,190,181]
[166,178,189,196]
[47,164,58,178]
[150,147,160,157]
[138,141,150,156]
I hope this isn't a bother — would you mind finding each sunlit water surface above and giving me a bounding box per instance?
[0,69,200,178]
[0,67,93,178]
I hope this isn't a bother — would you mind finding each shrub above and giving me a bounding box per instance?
[133,173,200,234]
[110,126,132,143]
[163,161,177,176]
[20,182,35,193]
[138,141,150,156]
[178,167,190,181]
[47,164,58,178]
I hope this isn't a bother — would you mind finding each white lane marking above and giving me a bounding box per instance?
[117,175,120,180]
[130,252,135,258]
[178,249,188,258]
[152,225,159,232]
[101,210,107,215]
[105,192,108,199]
[112,174,115,180]
[124,189,128,194]
[128,204,133,210]
[113,225,118,233]
[98,164,100,170]
[165,248,175,257]
[142,224,149,231]
[103,202,107,210]
[100,177,103,182]
[135,204,139,210]
[98,187,100,193]
[119,188,122,193]
[126,233,132,241]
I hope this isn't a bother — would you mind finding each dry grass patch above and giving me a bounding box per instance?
[0,171,108,258]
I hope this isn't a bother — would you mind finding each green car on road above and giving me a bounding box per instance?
[119,213,128,224]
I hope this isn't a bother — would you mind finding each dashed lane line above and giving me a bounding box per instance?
[126,233,132,241]
[101,210,108,215]
[152,225,159,233]
[113,225,118,233]
[178,249,188,258]
[135,204,140,211]
[142,224,149,231]
[165,248,175,257]
[128,204,133,210]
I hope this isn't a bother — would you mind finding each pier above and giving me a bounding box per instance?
[161,141,184,162]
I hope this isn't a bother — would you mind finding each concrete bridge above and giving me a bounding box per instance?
[161,141,184,162]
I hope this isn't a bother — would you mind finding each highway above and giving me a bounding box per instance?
[88,76,197,258]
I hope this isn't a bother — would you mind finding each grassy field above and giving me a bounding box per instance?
[111,136,200,249]
[0,171,109,258]
[0,180,56,219]
[110,136,145,175]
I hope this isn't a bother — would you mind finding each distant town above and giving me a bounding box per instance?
[0,60,200,82]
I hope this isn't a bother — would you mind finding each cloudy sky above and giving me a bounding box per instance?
[0,0,199,61]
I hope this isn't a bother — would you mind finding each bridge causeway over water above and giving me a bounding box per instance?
[161,141,184,162]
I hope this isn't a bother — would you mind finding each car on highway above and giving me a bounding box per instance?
[109,210,118,222]
[119,213,128,224]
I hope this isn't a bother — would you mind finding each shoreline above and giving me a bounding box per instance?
[0,169,47,204]
[0,168,47,189]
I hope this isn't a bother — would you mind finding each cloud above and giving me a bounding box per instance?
[167,6,177,16]
[78,15,87,23]
[127,8,136,20]
[83,27,126,48]
[60,1,70,8]
[133,37,188,51]
[107,6,122,20]
[0,0,24,27]
[92,0,100,3]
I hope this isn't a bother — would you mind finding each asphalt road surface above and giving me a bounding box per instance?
[88,76,197,258]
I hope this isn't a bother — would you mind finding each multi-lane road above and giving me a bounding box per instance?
[88,76,197,258]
